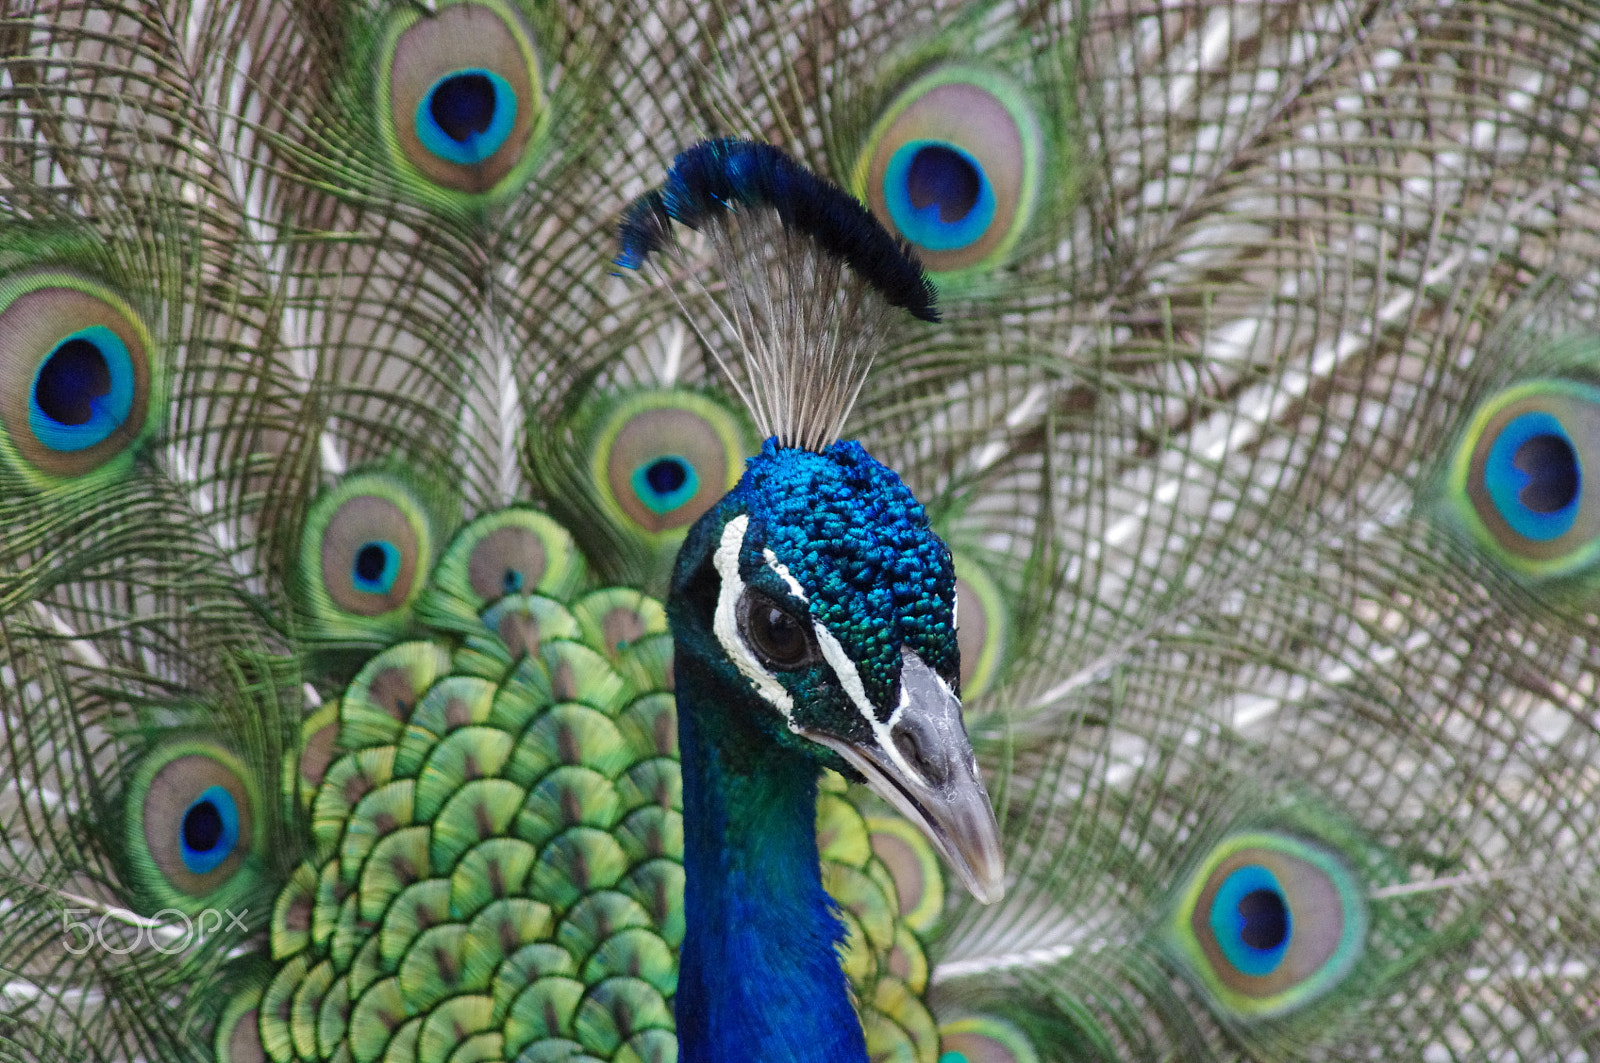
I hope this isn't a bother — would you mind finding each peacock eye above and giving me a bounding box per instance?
[596,392,745,534]
[126,742,260,914]
[1445,377,1600,579]
[851,66,1042,276]
[297,470,451,644]
[380,0,546,199]
[1164,830,1368,1019]
[0,272,159,483]
[739,589,814,669]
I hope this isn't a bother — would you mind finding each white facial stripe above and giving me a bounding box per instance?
[713,515,795,722]
[815,625,875,724]
[815,625,933,788]
[763,548,808,602]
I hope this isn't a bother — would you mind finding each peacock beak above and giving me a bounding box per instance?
[804,650,1006,904]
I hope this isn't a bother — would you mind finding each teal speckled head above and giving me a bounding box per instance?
[671,436,1003,903]
[734,437,956,717]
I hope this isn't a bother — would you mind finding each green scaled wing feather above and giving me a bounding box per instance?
[3,0,1600,1061]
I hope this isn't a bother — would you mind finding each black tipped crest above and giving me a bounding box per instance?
[618,139,939,322]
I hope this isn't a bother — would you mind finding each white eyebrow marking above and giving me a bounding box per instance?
[815,624,875,724]
[713,516,795,722]
[813,626,940,788]
[763,548,808,602]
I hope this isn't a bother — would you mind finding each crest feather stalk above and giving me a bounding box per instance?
[617,139,938,452]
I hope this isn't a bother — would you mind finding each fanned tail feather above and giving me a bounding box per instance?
[3,0,1600,1060]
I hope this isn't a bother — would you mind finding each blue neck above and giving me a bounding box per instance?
[674,684,867,1063]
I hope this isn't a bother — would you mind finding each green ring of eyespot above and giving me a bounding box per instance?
[1444,378,1600,579]
[374,0,549,204]
[0,270,162,485]
[1164,831,1367,1019]
[850,65,1043,278]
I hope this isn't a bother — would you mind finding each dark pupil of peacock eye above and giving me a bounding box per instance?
[745,594,810,669]
[907,145,980,224]
[1513,433,1579,514]
[430,73,497,143]
[645,458,688,497]
[1237,887,1289,951]
[354,543,389,583]
[502,569,523,594]
[37,339,112,426]
[183,799,224,854]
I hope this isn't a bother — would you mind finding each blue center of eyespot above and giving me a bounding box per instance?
[30,326,136,452]
[937,1054,969,1063]
[502,568,524,595]
[632,456,699,514]
[884,140,996,252]
[1484,410,1581,542]
[415,68,518,165]
[179,785,241,875]
[351,540,402,595]
[1210,864,1291,977]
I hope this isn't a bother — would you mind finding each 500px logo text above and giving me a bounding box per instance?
[61,907,249,955]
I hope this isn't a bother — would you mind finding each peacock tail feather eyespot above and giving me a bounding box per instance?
[592,390,749,535]
[1444,377,1600,580]
[124,740,265,915]
[295,702,343,813]
[0,270,160,484]
[417,507,586,628]
[849,65,1043,278]
[866,814,945,934]
[377,0,548,202]
[936,1015,1039,1063]
[213,982,268,1063]
[298,471,446,641]
[951,552,1009,701]
[1163,831,1368,1020]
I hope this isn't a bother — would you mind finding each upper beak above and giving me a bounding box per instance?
[804,649,1005,904]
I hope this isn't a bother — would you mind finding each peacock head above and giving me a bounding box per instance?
[670,435,1005,903]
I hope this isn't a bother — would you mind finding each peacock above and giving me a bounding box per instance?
[2,0,1599,1060]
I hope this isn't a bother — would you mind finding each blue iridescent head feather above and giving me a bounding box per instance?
[730,438,957,712]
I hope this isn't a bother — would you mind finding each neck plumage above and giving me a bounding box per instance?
[673,671,868,1063]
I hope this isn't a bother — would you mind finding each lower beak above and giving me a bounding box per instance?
[805,649,1005,904]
